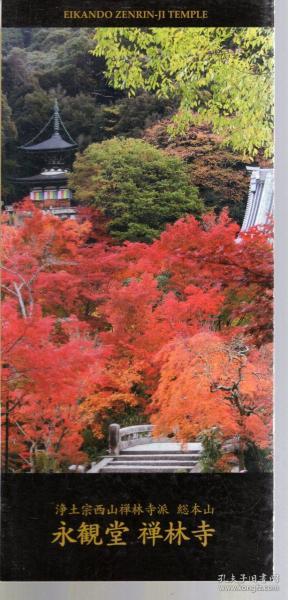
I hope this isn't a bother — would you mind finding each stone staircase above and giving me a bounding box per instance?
[87,425,202,473]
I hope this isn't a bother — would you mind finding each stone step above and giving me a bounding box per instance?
[120,449,201,456]
[121,442,202,453]
[100,465,197,473]
[115,454,200,461]
[110,460,198,466]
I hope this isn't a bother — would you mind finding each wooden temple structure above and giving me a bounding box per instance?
[7,99,78,222]
[241,166,274,232]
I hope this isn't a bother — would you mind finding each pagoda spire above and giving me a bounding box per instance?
[18,99,77,152]
[53,98,60,133]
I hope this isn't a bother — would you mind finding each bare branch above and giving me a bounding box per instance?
[14,421,35,444]
[1,284,19,298]
[13,282,27,318]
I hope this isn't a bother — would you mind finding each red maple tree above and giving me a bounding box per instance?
[150,332,272,468]
[1,202,273,470]
[1,204,108,471]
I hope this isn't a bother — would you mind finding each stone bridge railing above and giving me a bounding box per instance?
[109,423,171,455]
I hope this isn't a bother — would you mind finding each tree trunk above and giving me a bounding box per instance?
[4,400,10,473]
[238,437,246,471]
[30,443,36,473]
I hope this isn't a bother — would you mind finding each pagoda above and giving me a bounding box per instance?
[10,99,78,220]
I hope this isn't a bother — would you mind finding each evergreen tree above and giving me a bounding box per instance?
[70,138,203,242]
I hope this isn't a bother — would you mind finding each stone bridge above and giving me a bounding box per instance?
[87,424,203,473]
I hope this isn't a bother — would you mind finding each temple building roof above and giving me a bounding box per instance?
[241,167,274,232]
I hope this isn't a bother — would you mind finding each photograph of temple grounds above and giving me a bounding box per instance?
[2,27,273,473]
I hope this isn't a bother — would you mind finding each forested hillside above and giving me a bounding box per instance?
[2,27,272,220]
[2,28,172,202]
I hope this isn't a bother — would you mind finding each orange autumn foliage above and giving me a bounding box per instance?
[2,202,273,469]
[151,332,272,449]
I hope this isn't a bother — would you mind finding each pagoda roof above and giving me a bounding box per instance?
[13,171,69,185]
[19,132,77,152]
[18,99,78,153]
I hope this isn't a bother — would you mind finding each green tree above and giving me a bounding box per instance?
[2,28,26,53]
[93,27,273,158]
[70,138,202,242]
[1,93,18,202]
[101,93,175,139]
[199,429,223,473]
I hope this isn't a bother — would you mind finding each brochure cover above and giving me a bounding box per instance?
[1,0,275,589]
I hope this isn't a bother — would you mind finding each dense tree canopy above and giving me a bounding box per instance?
[81,211,273,464]
[2,25,273,472]
[1,203,273,471]
[1,93,18,200]
[151,333,272,470]
[1,205,107,471]
[144,119,255,224]
[70,138,203,241]
[93,27,274,158]
[2,28,119,202]
[3,27,272,216]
